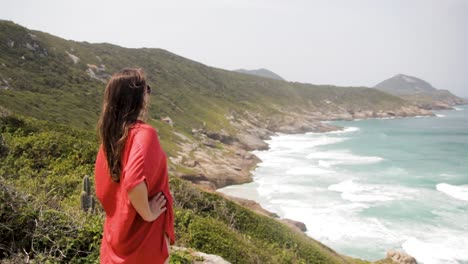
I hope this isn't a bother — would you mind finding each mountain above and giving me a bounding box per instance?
[0,20,423,263]
[375,74,467,109]
[234,68,285,80]
[0,19,434,191]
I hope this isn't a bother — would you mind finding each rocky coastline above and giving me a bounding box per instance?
[170,105,433,191]
[167,105,435,263]
[169,105,434,211]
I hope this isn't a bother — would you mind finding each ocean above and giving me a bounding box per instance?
[217,105,468,264]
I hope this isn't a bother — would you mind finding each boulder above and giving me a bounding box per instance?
[386,250,417,264]
[171,246,231,264]
[161,116,174,126]
[66,51,80,64]
[219,194,279,218]
[280,218,308,232]
[235,133,269,151]
[205,130,234,144]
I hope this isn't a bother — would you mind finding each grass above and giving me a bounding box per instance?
[0,115,373,263]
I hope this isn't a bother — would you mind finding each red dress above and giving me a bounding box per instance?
[94,121,175,264]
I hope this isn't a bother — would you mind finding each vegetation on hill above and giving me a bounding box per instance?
[0,115,369,263]
[234,68,285,81]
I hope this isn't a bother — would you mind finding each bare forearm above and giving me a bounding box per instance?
[128,182,166,222]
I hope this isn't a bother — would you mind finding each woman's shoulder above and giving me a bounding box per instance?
[131,121,158,140]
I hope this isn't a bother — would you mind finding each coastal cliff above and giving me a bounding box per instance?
[0,20,428,263]
[169,104,432,191]
[375,74,468,110]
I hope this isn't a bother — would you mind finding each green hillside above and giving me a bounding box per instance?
[0,115,369,263]
[0,20,409,263]
[0,20,413,134]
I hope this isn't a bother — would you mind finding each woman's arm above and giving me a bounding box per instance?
[128,181,167,222]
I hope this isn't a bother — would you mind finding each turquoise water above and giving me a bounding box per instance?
[218,106,468,264]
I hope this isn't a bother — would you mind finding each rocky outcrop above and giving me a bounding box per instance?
[1,78,10,90]
[386,250,417,264]
[349,106,433,119]
[217,193,310,235]
[205,129,234,144]
[86,64,110,82]
[234,132,269,151]
[169,130,261,190]
[218,194,279,218]
[161,116,174,126]
[171,103,435,192]
[171,246,231,264]
[280,218,308,232]
[66,51,80,64]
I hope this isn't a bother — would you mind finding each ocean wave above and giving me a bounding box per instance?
[306,126,360,135]
[436,183,468,202]
[375,117,397,120]
[279,201,402,250]
[254,156,297,168]
[402,237,468,264]
[307,150,384,166]
[439,173,455,179]
[254,174,319,196]
[436,114,446,117]
[285,166,332,176]
[327,126,360,134]
[318,160,333,168]
[266,135,348,152]
[454,107,463,111]
[328,180,416,202]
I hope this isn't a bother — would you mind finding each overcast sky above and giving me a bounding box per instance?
[2,0,467,97]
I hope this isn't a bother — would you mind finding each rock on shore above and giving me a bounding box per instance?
[386,250,417,264]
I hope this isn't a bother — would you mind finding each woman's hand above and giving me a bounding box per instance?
[150,192,167,219]
[128,181,167,222]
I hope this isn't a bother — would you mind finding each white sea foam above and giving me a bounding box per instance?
[307,150,384,166]
[318,160,333,168]
[328,180,417,203]
[436,114,446,117]
[224,118,468,263]
[266,135,348,152]
[402,237,468,264]
[439,173,455,179]
[436,183,468,202]
[285,166,331,176]
[255,156,296,168]
[375,117,397,120]
[306,127,361,135]
[454,107,463,111]
[279,201,402,247]
[327,126,360,134]
[306,126,360,135]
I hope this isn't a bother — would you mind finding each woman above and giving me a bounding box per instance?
[94,68,175,264]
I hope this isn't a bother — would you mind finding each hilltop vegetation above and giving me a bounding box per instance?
[234,68,285,81]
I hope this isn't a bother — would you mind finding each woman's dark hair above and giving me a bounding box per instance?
[98,68,149,182]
